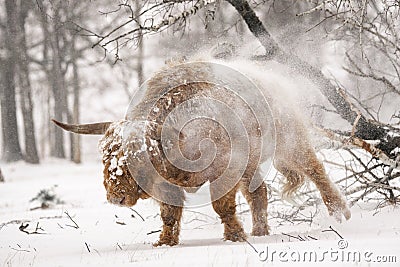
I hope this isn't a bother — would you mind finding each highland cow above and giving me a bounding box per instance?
[53,60,350,247]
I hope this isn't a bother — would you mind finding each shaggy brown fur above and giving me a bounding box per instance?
[99,81,267,245]
[54,60,351,247]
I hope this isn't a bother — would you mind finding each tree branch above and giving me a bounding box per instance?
[226,0,390,146]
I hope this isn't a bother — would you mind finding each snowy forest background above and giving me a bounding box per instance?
[1,0,400,266]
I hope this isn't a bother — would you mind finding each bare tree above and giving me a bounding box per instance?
[1,0,23,162]
[49,1,68,159]
[296,0,400,205]
[15,0,40,164]
[297,0,400,137]
[35,0,66,158]
[28,0,117,161]
[135,1,144,87]
[70,35,81,163]
[34,0,92,160]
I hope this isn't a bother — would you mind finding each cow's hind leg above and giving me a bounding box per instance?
[274,162,306,200]
[299,152,351,221]
[210,185,246,242]
[276,149,351,222]
[240,179,269,236]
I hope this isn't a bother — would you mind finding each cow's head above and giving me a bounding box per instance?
[52,119,150,207]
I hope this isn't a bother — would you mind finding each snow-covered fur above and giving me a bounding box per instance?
[99,121,150,207]
[99,79,271,246]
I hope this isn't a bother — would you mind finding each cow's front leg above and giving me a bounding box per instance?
[153,183,184,247]
[153,202,183,247]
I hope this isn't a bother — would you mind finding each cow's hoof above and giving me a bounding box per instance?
[330,206,351,223]
[251,223,270,236]
[327,199,351,222]
[153,239,179,247]
[224,230,247,242]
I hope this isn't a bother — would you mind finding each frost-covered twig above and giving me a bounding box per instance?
[92,0,216,50]
[316,127,400,170]
[85,242,91,253]
[322,225,343,239]
[147,229,162,235]
[64,211,79,229]
[18,222,46,235]
[318,147,400,206]
[296,0,334,17]
[0,219,27,231]
[129,208,145,221]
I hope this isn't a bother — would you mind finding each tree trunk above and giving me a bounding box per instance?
[137,37,144,86]
[16,0,40,164]
[226,0,394,154]
[36,0,53,158]
[49,3,66,158]
[0,168,4,182]
[1,0,23,162]
[70,37,81,164]
[136,1,144,87]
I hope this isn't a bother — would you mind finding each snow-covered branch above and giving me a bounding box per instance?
[89,0,216,52]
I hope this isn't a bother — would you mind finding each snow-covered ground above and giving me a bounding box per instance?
[1,159,399,266]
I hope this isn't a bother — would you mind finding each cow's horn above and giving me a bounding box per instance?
[52,119,112,135]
